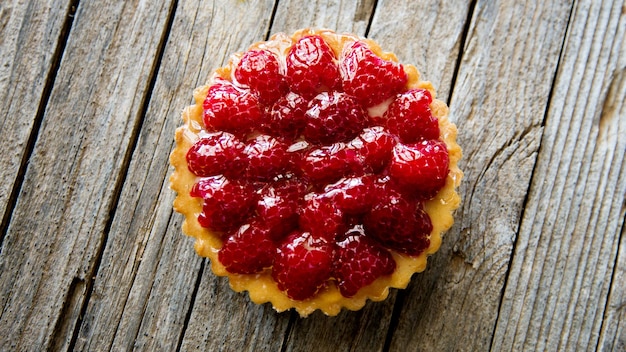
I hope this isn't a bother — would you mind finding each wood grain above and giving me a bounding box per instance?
[270,0,376,35]
[0,0,72,236]
[492,1,626,350]
[0,0,174,350]
[388,0,575,351]
[600,219,625,351]
[0,0,623,350]
[72,0,282,351]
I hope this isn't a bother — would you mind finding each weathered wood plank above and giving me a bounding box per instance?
[0,0,174,350]
[282,304,394,352]
[72,0,285,351]
[275,1,473,351]
[599,219,625,351]
[0,0,72,235]
[270,0,376,35]
[173,1,296,348]
[180,271,292,351]
[387,1,575,351]
[493,1,626,349]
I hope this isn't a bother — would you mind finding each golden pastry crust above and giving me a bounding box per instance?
[170,29,462,317]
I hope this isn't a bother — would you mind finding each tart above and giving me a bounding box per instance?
[170,29,462,316]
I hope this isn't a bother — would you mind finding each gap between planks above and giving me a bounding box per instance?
[47,0,181,349]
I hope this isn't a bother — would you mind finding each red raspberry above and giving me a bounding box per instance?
[191,176,257,232]
[203,81,262,137]
[299,195,345,241]
[255,180,307,241]
[323,176,376,214]
[363,188,432,255]
[389,140,449,197]
[186,132,244,177]
[334,229,396,297]
[300,142,363,186]
[266,92,308,140]
[272,231,334,300]
[351,127,397,173]
[243,135,293,181]
[303,91,368,144]
[218,224,276,274]
[286,35,340,98]
[340,41,407,107]
[235,49,288,105]
[385,89,439,143]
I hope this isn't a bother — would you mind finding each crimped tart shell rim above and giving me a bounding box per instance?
[169,29,463,317]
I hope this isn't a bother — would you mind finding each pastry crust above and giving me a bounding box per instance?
[170,29,462,316]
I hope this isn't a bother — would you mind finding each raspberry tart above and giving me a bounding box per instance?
[170,29,462,316]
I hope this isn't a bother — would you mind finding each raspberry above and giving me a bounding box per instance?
[334,229,396,297]
[303,91,368,144]
[286,35,340,98]
[235,49,288,105]
[266,92,308,140]
[363,188,432,255]
[300,142,363,186]
[323,176,376,214]
[243,135,293,181]
[385,89,439,143]
[191,176,257,232]
[351,127,397,173]
[186,132,244,177]
[389,140,450,197]
[203,80,262,137]
[272,231,334,300]
[218,224,276,274]
[340,41,407,107]
[299,195,345,241]
[255,180,306,241]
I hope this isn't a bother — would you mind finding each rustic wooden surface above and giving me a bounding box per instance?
[0,0,624,351]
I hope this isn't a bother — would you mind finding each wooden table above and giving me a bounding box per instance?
[1,0,624,350]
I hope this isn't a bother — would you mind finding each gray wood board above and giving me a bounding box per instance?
[0,1,175,350]
[0,0,623,350]
[492,1,626,350]
[0,0,73,236]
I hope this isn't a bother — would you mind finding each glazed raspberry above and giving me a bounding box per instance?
[323,176,376,214]
[389,140,450,196]
[286,35,340,97]
[351,127,397,173]
[364,188,432,255]
[340,41,407,107]
[303,91,368,144]
[385,88,439,143]
[243,135,293,181]
[272,231,334,300]
[191,176,257,232]
[255,181,307,241]
[218,224,276,274]
[299,195,345,241]
[266,92,308,140]
[235,49,288,105]
[203,81,262,136]
[334,229,396,297]
[186,132,244,177]
[300,142,363,186]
